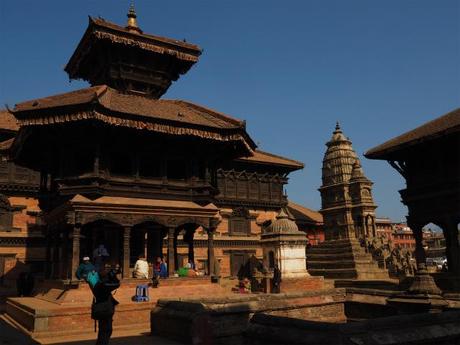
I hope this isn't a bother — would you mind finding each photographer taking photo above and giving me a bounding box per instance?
[91,265,120,345]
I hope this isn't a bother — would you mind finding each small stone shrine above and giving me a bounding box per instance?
[261,209,310,279]
[261,209,324,291]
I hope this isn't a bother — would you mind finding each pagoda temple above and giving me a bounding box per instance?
[4,6,313,284]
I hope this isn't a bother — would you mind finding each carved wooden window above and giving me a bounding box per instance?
[110,151,133,176]
[167,159,187,180]
[14,165,30,182]
[139,153,161,178]
[74,149,94,175]
[260,182,270,200]
[249,179,258,200]
[229,207,250,235]
[226,178,236,198]
[271,182,282,201]
[216,176,225,197]
[0,194,13,231]
[0,160,8,180]
[237,179,248,199]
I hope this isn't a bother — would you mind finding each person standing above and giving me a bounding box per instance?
[93,244,110,271]
[91,266,120,345]
[272,264,282,293]
[159,258,168,278]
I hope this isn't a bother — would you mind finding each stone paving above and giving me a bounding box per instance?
[0,315,184,345]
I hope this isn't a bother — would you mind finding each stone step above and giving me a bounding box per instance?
[307,246,365,255]
[307,251,372,259]
[307,259,377,270]
[308,268,358,279]
[313,239,362,247]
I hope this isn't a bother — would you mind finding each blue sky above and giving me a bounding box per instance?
[1,1,459,222]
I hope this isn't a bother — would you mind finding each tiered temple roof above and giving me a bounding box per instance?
[321,122,359,186]
[65,11,202,98]
[11,85,256,160]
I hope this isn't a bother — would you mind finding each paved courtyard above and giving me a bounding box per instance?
[0,315,183,345]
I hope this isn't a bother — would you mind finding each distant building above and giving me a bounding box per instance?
[287,201,324,246]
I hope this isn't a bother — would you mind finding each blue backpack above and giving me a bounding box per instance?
[87,271,99,288]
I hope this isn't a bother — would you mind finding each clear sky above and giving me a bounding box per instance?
[0,1,459,222]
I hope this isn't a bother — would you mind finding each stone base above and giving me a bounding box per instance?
[6,277,229,338]
[387,294,449,314]
[280,276,325,293]
[151,289,346,344]
[307,239,390,280]
[246,309,460,345]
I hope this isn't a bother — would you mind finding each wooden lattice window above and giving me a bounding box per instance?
[229,207,250,235]
[0,194,13,231]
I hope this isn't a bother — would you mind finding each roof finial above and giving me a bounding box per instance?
[333,121,343,134]
[126,3,142,33]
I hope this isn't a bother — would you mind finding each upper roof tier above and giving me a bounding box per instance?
[11,85,255,155]
[365,108,460,160]
[237,149,304,170]
[65,10,202,98]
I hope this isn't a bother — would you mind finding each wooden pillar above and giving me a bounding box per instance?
[70,225,81,280]
[45,228,52,279]
[444,219,460,274]
[207,228,215,276]
[167,227,175,276]
[188,232,195,265]
[144,230,148,259]
[174,230,179,270]
[123,226,131,279]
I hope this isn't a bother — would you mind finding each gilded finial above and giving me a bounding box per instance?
[126,3,142,33]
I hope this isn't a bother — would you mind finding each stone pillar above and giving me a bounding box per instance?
[412,224,426,270]
[167,227,175,276]
[70,225,81,281]
[207,228,215,276]
[123,226,131,279]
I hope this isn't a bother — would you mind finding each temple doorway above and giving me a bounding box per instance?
[80,220,124,268]
[131,222,167,267]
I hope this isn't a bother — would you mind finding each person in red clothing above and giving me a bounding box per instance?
[153,257,161,277]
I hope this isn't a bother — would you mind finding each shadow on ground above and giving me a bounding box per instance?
[0,317,38,345]
[50,333,183,345]
[0,316,183,345]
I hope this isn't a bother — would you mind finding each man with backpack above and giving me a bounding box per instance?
[90,266,120,345]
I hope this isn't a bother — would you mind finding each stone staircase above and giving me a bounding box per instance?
[306,239,389,280]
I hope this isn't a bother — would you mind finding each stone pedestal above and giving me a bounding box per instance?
[387,264,448,314]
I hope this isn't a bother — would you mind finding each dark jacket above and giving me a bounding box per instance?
[92,274,120,316]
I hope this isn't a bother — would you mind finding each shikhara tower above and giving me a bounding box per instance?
[319,123,377,241]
